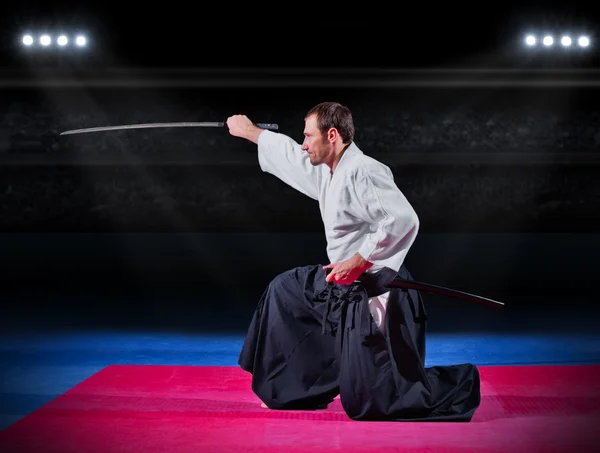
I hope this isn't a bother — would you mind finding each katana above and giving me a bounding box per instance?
[59,121,279,136]
[386,278,505,310]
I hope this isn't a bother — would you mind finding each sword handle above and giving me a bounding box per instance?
[254,123,279,130]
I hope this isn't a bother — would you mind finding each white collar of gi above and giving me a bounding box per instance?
[330,141,360,177]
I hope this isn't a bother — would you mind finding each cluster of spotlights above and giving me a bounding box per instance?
[524,34,590,48]
[21,33,88,48]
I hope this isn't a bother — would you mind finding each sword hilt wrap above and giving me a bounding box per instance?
[254,123,279,130]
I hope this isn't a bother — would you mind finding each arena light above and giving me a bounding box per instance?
[522,32,592,51]
[39,34,51,46]
[524,35,536,46]
[578,36,590,47]
[561,36,572,47]
[18,31,90,49]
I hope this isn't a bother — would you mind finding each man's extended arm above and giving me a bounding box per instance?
[226,114,321,200]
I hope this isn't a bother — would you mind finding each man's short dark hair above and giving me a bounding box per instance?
[305,102,355,144]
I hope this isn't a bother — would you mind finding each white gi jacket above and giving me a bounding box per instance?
[257,130,420,331]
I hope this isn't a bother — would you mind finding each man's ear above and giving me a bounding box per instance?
[327,127,338,143]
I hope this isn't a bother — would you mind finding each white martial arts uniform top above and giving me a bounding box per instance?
[257,130,420,332]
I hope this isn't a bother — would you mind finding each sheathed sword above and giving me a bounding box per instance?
[386,277,505,309]
[59,121,279,135]
[329,268,505,310]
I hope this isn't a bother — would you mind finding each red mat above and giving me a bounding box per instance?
[1,365,600,452]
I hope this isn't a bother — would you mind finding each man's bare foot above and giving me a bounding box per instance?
[261,402,268,409]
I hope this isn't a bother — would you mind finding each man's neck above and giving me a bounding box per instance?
[329,143,350,174]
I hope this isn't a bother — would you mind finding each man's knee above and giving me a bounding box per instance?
[268,265,322,292]
[265,265,324,318]
[268,268,299,293]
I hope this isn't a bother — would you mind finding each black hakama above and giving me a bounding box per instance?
[238,264,481,421]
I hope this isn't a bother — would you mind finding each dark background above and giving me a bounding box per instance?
[0,1,598,334]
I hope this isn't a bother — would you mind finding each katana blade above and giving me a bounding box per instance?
[386,278,505,310]
[60,121,279,136]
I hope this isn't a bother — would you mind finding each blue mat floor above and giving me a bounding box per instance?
[1,329,600,431]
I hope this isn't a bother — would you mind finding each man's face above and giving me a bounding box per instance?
[302,114,332,166]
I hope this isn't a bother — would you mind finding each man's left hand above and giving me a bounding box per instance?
[323,253,372,285]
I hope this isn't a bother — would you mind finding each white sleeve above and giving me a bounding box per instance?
[352,165,419,272]
[257,130,320,200]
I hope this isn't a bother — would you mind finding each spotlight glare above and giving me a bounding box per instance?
[75,35,86,46]
[22,34,33,46]
[525,34,536,46]
[561,36,572,46]
[543,35,553,46]
[578,36,590,47]
[57,35,68,46]
[40,34,51,46]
